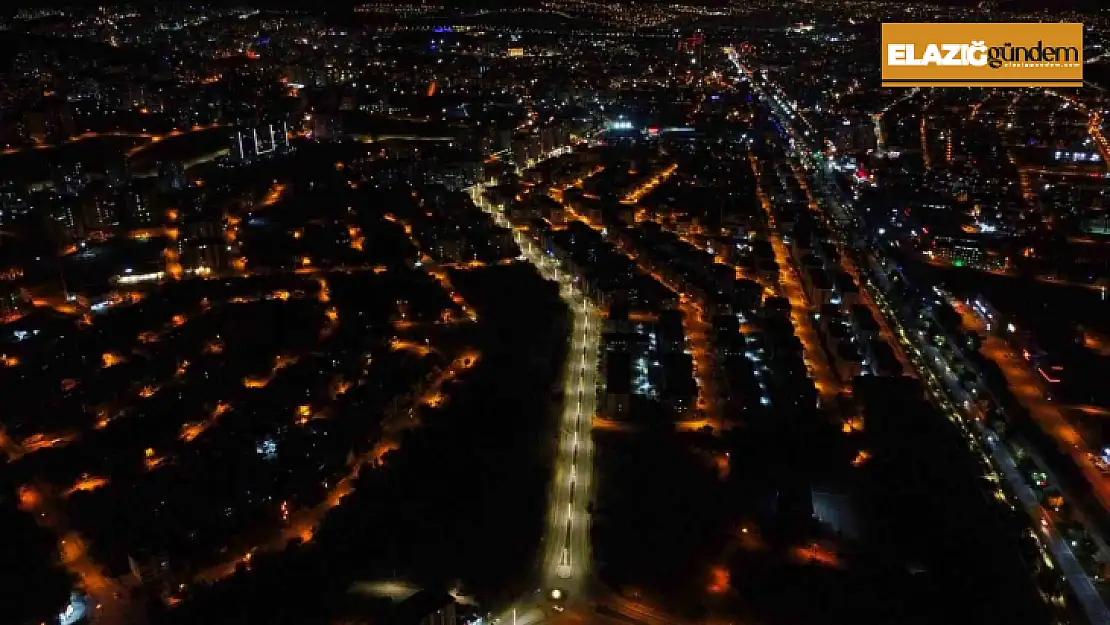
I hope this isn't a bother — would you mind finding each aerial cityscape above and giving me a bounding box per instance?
[2,1,1110,624]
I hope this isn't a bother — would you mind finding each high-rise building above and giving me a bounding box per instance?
[87,189,124,230]
[103,157,130,188]
[230,122,293,162]
[180,214,228,273]
[158,160,187,192]
[48,197,82,239]
[0,180,28,222]
[127,189,155,226]
[52,162,86,196]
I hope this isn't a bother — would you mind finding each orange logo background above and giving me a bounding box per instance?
[881,23,1083,87]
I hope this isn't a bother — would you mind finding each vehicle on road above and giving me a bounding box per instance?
[1087,452,1110,475]
[549,588,566,610]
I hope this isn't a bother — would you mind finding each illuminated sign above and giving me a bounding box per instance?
[1038,365,1063,383]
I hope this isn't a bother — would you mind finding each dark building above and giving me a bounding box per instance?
[385,590,456,625]
[604,352,632,418]
[52,162,86,196]
[103,157,131,188]
[158,160,187,192]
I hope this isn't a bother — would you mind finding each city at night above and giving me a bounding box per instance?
[1,1,1109,624]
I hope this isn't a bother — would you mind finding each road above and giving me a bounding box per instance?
[14,280,480,623]
[873,87,921,153]
[18,485,133,625]
[782,156,917,380]
[727,46,1110,625]
[987,431,1110,624]
[916,325,1110,624]
[191,350,482,587]
[749,155,842,408]
[954,301,1110,552]
[541,295,599,596]
[0,123,226,157]
[469,164,601,621]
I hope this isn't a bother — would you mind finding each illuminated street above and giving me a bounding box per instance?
[728,45,1110,625]
[6,8,1109,625]
[956,302,1110,518]
[470,160,601,619]
[748,153,841,409]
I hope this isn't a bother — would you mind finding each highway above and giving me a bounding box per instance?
[727,46,1110,625]
[910,312,1110,624]
[956,301,1110,512]
[468,159,601,622]
[542,295,599,596]
[862,260,1110,624]
[987,430,1110,624]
